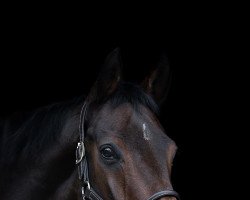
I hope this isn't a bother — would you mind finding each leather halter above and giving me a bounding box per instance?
[76,102,180,200]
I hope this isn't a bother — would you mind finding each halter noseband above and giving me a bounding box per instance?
[76,102,180,200]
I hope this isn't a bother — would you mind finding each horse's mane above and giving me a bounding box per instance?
[0,96,84,167]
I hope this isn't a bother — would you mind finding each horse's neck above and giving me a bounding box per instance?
[0,108,81,200]
[49,169,80,200]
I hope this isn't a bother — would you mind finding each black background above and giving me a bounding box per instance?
[0,6,233,199]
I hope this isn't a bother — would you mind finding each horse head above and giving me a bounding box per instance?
[79,48,179,200]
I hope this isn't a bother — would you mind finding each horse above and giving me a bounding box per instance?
[0,48,180,200]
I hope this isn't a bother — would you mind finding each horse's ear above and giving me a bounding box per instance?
[142,55,173,106]
[88,48,122,103]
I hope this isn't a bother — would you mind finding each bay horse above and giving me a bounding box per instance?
[0,49,180,200]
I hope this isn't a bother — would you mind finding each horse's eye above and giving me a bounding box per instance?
[100,146,117,160]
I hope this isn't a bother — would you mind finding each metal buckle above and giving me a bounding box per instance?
[81,187,86,200]
[84,181,91,190]
[81,181,91,199]
[76,141,85,164]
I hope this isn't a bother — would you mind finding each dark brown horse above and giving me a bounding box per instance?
[0,49,180,199]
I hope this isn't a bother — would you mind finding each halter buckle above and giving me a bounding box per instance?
[84,181,91,190]
[76,141,85,164]
[81,181,91,199]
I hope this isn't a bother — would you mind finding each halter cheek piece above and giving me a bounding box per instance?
[76,102,180,200]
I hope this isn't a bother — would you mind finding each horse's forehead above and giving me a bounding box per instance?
[94,103,164,141]
[103,103,135,122]
[96,103,151,129]
[92,103,174,160]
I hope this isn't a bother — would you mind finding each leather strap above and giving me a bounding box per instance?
[84,187,103,200]
[81,157,103,200]
[147,190,180,200]
[76,103,104,200]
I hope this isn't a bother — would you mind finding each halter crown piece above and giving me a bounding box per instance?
[76,102,180,200]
